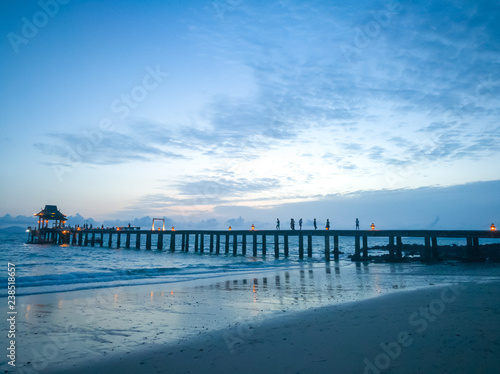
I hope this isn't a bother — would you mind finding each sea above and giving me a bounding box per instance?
[2,229,500,298]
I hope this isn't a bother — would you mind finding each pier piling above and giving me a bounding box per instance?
[333,236,339,261]
[324,235,330,262]
[158,233,163,250]
[135,233,141,249]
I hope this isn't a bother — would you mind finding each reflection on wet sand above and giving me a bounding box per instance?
[15,261,500,374]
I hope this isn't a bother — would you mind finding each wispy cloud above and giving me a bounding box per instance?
[34,121,188,166]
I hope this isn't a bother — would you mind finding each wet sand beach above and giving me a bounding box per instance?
[56,281,500,374]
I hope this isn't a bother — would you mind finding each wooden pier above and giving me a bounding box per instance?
[26,227,500,262]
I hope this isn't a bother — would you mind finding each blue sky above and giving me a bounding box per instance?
[1,0,499,229]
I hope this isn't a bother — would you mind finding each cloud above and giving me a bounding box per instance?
[27,0,500,204]
[4,180,499,230]
[225,216,246,229]
[176,177,280,198]
[34,121,187,166]
[229,179,500,230]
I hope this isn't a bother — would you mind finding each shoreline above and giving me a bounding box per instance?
[49,280,500,374]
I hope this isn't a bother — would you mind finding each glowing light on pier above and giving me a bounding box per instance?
[491,223,496,231]
[251,224,255,231]
[371,223,375,230]
[228,226,232,231]
[171,226,175,231]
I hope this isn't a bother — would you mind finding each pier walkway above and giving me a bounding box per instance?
[26,227,500,262]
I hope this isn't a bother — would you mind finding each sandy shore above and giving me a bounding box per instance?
[45,280,500,374]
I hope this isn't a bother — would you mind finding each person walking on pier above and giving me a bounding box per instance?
[276,218,280,230]
[325,219,330,230]
[313,218,317,230]
[299,218,303,230]
[356,218,359,230]
[291,218,295,230]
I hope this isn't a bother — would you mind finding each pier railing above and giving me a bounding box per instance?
[26,228,500,262]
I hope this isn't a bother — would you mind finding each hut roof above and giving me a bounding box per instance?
[35,205,67,221]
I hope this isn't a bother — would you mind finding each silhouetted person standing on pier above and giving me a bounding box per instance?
[299,218,303,230]
[325,219,330,230]
[313,218,317,230]
[291,218,295,230]
[356,218,359,230]
[276,218,280,230]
